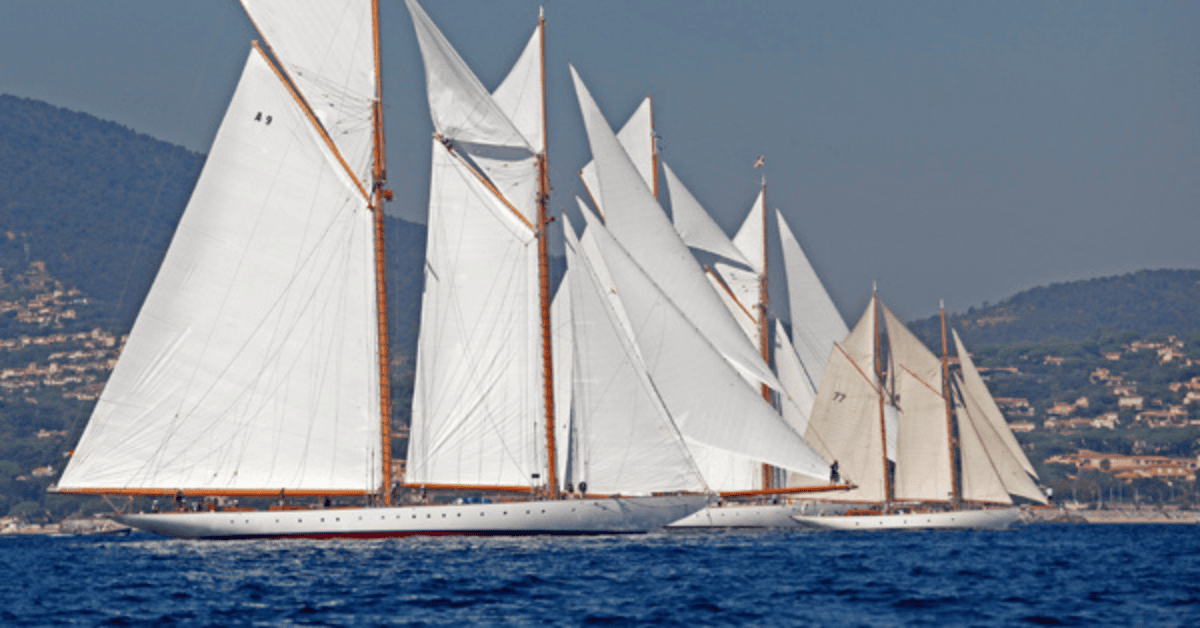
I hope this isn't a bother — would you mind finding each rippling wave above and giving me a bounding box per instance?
[2,524,1198,626]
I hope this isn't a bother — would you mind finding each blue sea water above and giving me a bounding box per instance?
[1,524,1198,626]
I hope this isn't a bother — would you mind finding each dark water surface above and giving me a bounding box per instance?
[2,524,1197,626]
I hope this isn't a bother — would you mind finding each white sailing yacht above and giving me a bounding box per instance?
[791,294,1047,530]
[51,0,706,539]
[566,71,841,524]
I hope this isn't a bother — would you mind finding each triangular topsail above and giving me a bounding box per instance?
[778,210,848,391]
[570,65,781,393]
[581,96,656,215]
[59,47,381,493]
[240,0,378,187]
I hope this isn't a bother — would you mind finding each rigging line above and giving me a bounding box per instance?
[252,41,371,205]
[63,2,236,470]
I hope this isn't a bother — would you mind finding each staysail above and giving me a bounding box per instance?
[58,47,381,493]
[581,96,656,215]
[778,210,848,391]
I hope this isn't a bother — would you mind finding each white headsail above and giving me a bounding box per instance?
[562,215,706,494]
[581,210,829,481]
[58,47,381,493]
[570,66,781,392]
[778,210,848,391]
[581,96,656,215]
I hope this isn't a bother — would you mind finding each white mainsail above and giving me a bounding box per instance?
[882,304,953,502]
[570,66,781,392]
[778,210,848,391]
[240,0,378,186]
[405,4,548,485]
[58,47,381,493]
[562,216,705,494]
[581,210,828,482]
[406,141,542,486]
[581,96,656,215]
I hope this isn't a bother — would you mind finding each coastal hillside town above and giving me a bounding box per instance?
[1,258,1199,522]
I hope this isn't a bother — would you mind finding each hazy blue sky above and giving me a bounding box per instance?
[1,1,1196,322]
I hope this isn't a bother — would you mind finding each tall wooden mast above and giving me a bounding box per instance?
[874,289,893,506]
[370,0,395,506]
[758,178,773,490]
[535,8,559,497]
[940,301,961,506]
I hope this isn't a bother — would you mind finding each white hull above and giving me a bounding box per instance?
[668,501,815,528]
[791,507,1022,531]
[114,494,707,539]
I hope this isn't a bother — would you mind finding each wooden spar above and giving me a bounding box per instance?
[705,266,755,320]
[873,292,894,506]
[53,488,373,498]
[535,10,559,497]
[398,483,543,494]
[719,483,855,498]
[757,180,773,490]
[648,93,659,199]
[941,301,961,506]
[251,41,370,205]
[371,0,395,507]
[439,138,534,230]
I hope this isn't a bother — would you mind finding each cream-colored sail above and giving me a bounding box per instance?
[882,304,953,502]
[954,330,1039,479]
[956,375,1046,504]
[562,216,705,494]
[570,66,781,392]
[582,210,828,481]
[581,96,655,215]
[955,387,1013,505]
[778,211,848,390]
[800,297,885,501]
[406,141,542,486]
[59,48,381,493]
[240,0,377,186]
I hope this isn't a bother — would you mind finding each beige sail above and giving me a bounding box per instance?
[954,330,1039,479]
[882,304,953,502]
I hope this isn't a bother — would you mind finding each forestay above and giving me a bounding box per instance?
[58,48,380,493]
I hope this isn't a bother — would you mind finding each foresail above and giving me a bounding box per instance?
[955,386,1014,505]
[954,330,1039,479]
[956,375,1046,504]
[778,210,847,390]
[775,320,817,434]
[563,216,705,495]
[581,96,656,215]
[59,48,380,493]
[582,211,828,481]
[570,66,781,392]
[406,140,542,486]
[240,0,378,188]
[882,304,953,502]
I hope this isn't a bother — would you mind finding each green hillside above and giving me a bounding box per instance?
[911,269,1200,349]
